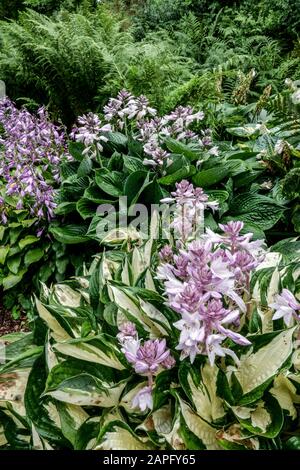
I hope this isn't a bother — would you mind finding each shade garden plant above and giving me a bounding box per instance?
[0,83,299,450]
[1,0,300,449]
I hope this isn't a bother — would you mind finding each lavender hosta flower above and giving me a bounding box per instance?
[132,385,153,412]
[127,339,170,375]
[117,321,137,344]
[159,245,174,263]
[206,334,240,366]
[158,209,265,365]
[269,289,300,327]
[161,181,218,241]
[71,113,112,155]
[0,98,70,222]
[124,95,157,121]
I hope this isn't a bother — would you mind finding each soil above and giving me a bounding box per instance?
[0,306,28,336]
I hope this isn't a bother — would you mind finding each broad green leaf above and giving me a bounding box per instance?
[0,246,10,264]
[192,166,230,188]
[18,236,39,250]
[2,270,27,291]
[49,224,88,244]
[7,254,22,274]
[24,247,44,266]
[165,138,200,161]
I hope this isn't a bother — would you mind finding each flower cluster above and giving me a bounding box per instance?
[161,180,219,242]
[158,220,265,365]
[70,112,112,158]
[104,89,156,130]
[269,289,300,327]
[117,321,175,411]
[137,105,216,168]
[73,90,217,169]
[0,98,71,223]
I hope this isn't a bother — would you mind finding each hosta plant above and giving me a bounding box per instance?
[0,203,299,450]
[0,98,75,314]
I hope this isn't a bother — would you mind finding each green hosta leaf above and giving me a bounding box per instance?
[159,166,196,185]
[165,138,200,161]
[55,202,77,215]
[68,142,85,162]
[234,328,296,404]
[107,132,128,148]
[284,437,300,450]
[84,185,116,204]
[192,165,230,188]
[2,269,27,291]
[178,398,221,450]
[96,421,153,450]
[0,246,10,264]
[49,224,88,244]
[206,190,229,204]
[53,335,126,370]
[123,155,144,172]
[24,248,44,267]
[0,226,6,241]
[76,198,97,220]
[77,156,93,177]
[227,193,285,230]
[124,170,150,205]
[18,235,39,250]
[75,417,100,450]
[95,169,123,197]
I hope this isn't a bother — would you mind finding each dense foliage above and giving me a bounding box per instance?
[0,0,300,452]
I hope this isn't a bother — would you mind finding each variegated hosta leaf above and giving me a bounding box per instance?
[233,327,296,403]
[0,425,8,447]
[95,421,154,450]
[52,284,82,308]
[45,373,127,407]
[109,284,163,337]
[232,395,283,438]
[216,424,260,450]
[178,398,221,450]
[0,369,29,416]
[270,374,300,419]
[53,335,126,370]
[180,363,225,424]
[35,298,72,342]
[56,403,89,446]
[75,417,100,450]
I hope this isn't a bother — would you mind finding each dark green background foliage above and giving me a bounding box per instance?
[1,0,300,124]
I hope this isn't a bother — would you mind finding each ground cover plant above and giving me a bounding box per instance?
[0,0,300,452]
